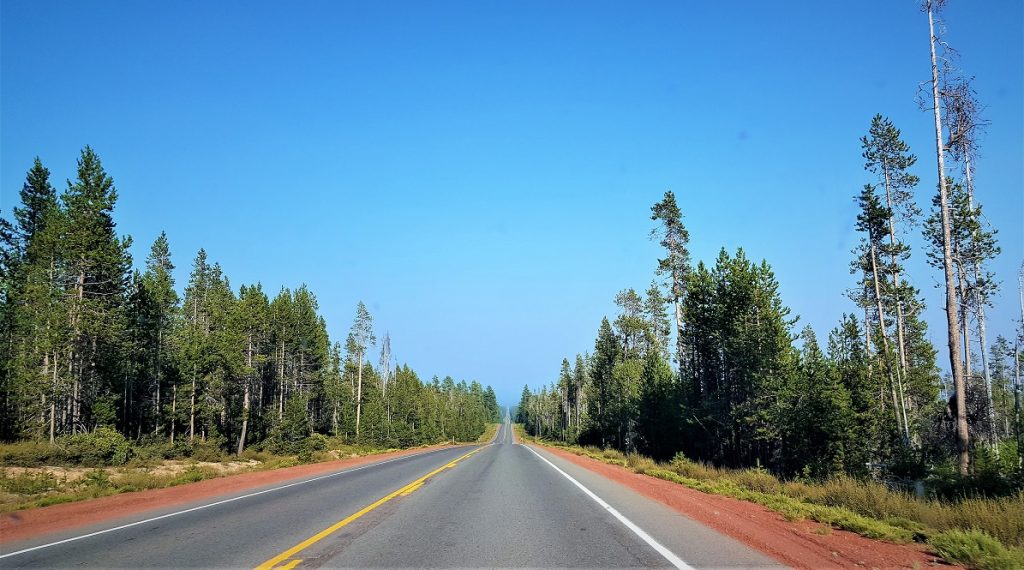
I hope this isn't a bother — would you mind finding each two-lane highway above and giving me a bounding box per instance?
[2,420,781,568]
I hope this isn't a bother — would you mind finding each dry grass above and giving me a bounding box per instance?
[0,441,393,514]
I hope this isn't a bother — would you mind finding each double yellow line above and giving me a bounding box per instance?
[254,446,485,570]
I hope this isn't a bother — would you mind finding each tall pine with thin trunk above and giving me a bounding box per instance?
[650,191,691,370]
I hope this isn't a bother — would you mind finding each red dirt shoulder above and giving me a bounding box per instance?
[0,444,457,545]
[537,444,957,570]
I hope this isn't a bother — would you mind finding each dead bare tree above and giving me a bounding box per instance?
[923,0,969,475]
[943,76,1000,451]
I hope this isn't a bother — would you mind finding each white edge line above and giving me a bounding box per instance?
[0,445,460,560]
[523,444,695,570]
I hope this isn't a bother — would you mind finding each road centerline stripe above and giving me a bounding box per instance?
[523,444,695,570]
[254,445,486,570]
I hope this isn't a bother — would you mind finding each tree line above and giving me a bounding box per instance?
[0,148,500,454]
[519,1,1021,486]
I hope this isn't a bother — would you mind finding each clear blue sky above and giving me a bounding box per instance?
[2,1,1021,406]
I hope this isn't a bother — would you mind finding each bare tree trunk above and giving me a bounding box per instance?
[170,383,177,444]
[71,364,80,434]
[957,263,972,380]
[977,301,995,447]
[864,304,873,360]
[1015,344,1022,468]
[220,394,226,431]
[1015,268,1024,467]
[67,270,85,434]
[49,350,58,444]
[278,341,285,420]
[928,0,969,475]
[869,239,910,440]
[155,327,162,436]
[355,351,363,439]
[674,299,683,368]
[964,162,997,452]
[41,351,50,431]
[237,382,250,455]
[238,334,254,456]
[881,165,912,377]
[189,371,196,442]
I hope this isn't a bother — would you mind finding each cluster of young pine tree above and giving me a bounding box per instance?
[519,9,1024,485]
[0,148,501,456]
[520,184,1019,485]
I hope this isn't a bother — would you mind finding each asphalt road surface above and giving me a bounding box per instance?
[1,419,781,568]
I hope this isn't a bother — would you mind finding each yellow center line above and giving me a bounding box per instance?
[254,446,485,570]
[399,482,424,496]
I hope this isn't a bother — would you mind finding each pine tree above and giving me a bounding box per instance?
[558,358,572,439]
[613,288,647,358]
[13,158,58,256]
[828,315,883,476]
[347,301,375,440]
[854,184,910,441]
[789,326,853,478]
[636,349,677,460]
[270,288,295,422]
[651,191,691,368]
[178,249,212,443]
[861,115,922,388]
[572,354,588,436]
[140,233,178,437]
[3,158,65,440]
[62,147,132,434]
[587,317,621,447]
[924,0,970,476]
[643,281,671,359]
[233,284,269,454]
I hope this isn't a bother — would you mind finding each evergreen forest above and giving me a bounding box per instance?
[517,3,1022,494]
[0,148,501,459]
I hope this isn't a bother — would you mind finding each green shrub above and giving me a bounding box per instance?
[169,465,216,486]
[59,427,133,466]
[930,529,1024,570]
[625,453,656,474]
[240,448,270,462]
[0,440,67,466]
[191,441,226,463]
[131,442,174,463]
[0,470,59,494]
[732,468,781,494]
[112,471,166,493]
[668,454,720,481]
[600,448,626,463]
[83,469,112,490]
[934,493,1024,549]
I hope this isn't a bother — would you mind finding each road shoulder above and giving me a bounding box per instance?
[529,442,956,569]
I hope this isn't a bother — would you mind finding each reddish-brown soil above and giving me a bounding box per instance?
[0,444,459,545]
[539,444,957,570]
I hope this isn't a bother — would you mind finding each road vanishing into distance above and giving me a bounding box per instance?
[1,419,780,569]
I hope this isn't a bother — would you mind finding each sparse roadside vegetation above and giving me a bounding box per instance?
[477,423,500,443]
[0,428,454,514]
[520,429,1024,570]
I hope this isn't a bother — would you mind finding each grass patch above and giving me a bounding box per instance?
[0,440,401,514]
[930,530,1024,570]
[477,423,500,443]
